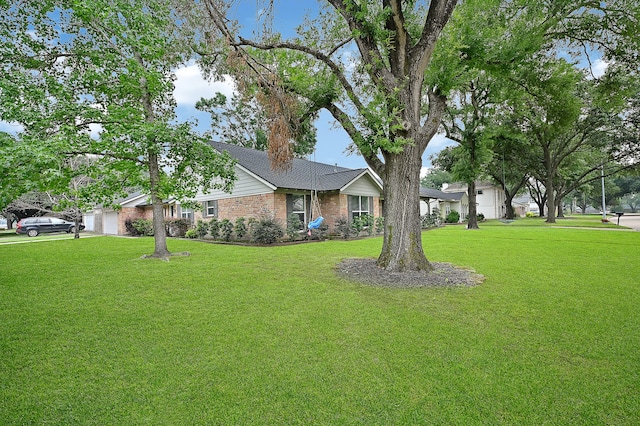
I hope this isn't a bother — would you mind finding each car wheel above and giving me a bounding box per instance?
[27,229,39,237]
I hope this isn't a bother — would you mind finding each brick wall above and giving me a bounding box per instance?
[195,193,284,224]
[118,207,152,235]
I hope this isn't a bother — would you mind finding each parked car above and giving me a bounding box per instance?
[16,217,85,237]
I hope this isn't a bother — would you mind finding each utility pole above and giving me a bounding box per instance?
[601,164,607,221]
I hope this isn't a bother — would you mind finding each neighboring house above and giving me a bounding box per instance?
[421,181,509,221]
[420,187,468,220]
[88,142,383,235]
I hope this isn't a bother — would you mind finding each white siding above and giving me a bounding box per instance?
[195,167,274,201]
[341,174,381,196]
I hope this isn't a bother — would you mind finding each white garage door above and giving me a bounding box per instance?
[83,214,95,231]
[103,212,119,235]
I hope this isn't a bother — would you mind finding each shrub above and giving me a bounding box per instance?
[286,214,303,241]
[335,217,352,239]
[208,218,220,239]
[165,219,189,237]
[195,220,209,239]
[124,217,140,236]
[445,210,460,223]
[220,218,234,242]
[127,218,153,236]
[351,216,365,236]
[361,214,375,236]
[375,216,385,234]
[477,213,485,222]
[185,229,197,239]
[251,216,284,244]
[525,211,536,218]
[234,217,248,240]
[421,209,442,228]
[308,221,328,241]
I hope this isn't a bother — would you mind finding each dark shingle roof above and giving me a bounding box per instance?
[420,187,465,201]
[211,141,373,191]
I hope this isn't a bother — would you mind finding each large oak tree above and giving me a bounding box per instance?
[203,0,458,271]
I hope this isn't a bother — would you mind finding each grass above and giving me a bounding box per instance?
[1,227,639,424]
[482,213,626,229]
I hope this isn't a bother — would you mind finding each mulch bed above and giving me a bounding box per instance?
[336,258,485,288]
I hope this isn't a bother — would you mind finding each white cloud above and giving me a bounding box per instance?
[591,59,608,78]
[173,65,236,106]
[0,121,24,134]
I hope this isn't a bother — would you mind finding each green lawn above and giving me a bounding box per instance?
[482,214,626,229]
[1,227,639,424]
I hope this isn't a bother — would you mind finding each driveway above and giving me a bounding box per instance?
[616,213,640,231]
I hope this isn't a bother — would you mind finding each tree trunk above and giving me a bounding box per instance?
[467,180,479,229]
[377,146,432,272]
[544,149,556,223]
[74,210,81,239]
[556,197,565,218]
[148,151,170,259]
[504,188,516,219]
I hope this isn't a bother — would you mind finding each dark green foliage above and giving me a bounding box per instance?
[125,218,154,236]
[250,216,284,245]
[286,214,303,241]
[220,219,233,242]
[334,217,352,239]
[208,218,220,239]
[195,220,209,239]
[375,216,385,234]
[307,221,329,241]
[361,214,375,236]
[477,213,485,222]
[165,219,189,237]
[350,216,365,236]
[234,217,248,240]
[185,229,197,239]
[446,210,460,223]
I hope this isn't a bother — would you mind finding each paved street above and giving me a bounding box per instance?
[616,213,640,231]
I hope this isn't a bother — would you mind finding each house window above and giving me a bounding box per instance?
[349,195,372,220]
[180,207,194,223]
[204,200,218,218]
[291,194,306,226]
[477,190,483,195]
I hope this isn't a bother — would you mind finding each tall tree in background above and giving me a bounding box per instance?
[203,0,458,271]
[0,0,236,258]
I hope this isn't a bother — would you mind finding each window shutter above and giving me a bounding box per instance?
[368,197,373,215]
[286,194,293,218]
